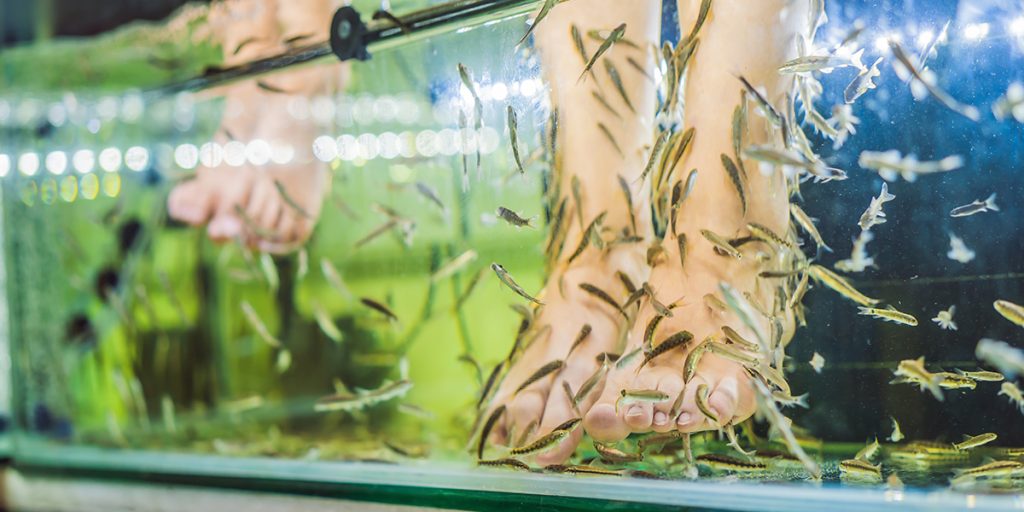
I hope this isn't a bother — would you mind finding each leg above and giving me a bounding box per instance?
[168,0,342,253]
[480,0,661,464]
[584,0,805,441]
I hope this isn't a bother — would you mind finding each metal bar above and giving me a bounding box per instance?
[149,0,540,97]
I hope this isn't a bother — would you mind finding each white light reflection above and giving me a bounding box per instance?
[0,154,9,177]
[45,151,67,175]
[174,144,200,170]
[915,29,934,49]
[200,142,223,168]
[312,135,338,162]
[962,23,990,42]
[99,147,122,172]
[125,146,149,172]
[73,149,95,174]
[1010,17,1024,38]
[18,153,40,176]
[245,139,271,166]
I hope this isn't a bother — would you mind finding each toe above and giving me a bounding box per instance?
[708,376,739,424]
[675,375,708,432]
[489,417,509,447]
[532,382,581,466]
[622,371,661,432]
[504,390,547,446]
[206,177,252,243]
[535,425,583,466]
[207,214,244,242]
[584,402,630,442]
[712,372,756,425]
[167,180,214,226]
[265,210,312,251]
[652,373,685,432]
[624,403,653,431]
[252,180,284,238]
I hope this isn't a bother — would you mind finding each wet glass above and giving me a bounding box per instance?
[2,0,1024,509]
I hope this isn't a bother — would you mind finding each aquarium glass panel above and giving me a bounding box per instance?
[3,0,1024,509]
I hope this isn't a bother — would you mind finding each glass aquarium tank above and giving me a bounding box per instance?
[2,0,1024,510]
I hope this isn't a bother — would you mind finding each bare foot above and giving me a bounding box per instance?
[168,0,340,253]
[584,0,805,442]
[583,237,794,441]
[481,245,648,465]
[167,89,329,252]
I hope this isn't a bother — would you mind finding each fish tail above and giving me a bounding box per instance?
[986,193,999,211]
[927,377,945,402]
[796,393,810,409]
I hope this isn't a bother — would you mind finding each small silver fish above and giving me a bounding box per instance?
[240,300,281,348]
[492,263,544,305]
[517,0,557,47]
[858,306,918,326]
[615,388,669,412]
[579,23,627,81]
[497,207,534,228]
[506,106,526,174]
[721,154,746,214]
[604,61,635,114]
[597,122,625,157]
[845,56,883,104]
[950,193,998,218]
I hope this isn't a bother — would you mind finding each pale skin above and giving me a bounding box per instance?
[167,0,341,253]
[482,0,802,463]
[168,0,802,463]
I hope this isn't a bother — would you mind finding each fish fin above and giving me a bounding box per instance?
[850,48,866,70]
[985,193,999,211]
[927,376,945,401]
[796,393,810,409]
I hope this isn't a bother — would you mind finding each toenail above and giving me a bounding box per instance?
[626,405,643,418]
[181,208,202,223]
[210,217,241,238]
[654,412,667,425]
[677,412,692,425]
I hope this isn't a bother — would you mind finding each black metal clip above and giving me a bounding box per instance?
[330,6,371,62]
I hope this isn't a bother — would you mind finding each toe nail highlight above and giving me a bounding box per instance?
[654,412,667,426]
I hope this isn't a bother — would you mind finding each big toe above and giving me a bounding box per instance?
[207,213,244,242]
[710,374,755,425]
[584,402,630,443]
[168,180,214,226]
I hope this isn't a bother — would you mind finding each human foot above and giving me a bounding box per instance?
[479,246,649,465]
[583,235,796,442]
[168,0,339,253]
[582,0,806,443]
[167,90,329,252]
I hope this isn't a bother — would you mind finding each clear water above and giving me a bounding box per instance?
[3,0,1024,509]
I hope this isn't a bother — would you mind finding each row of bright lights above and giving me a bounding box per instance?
[310,128,501,163]
[0,147,148,178]
[0,78,543,130]
[172,129,501,169]
[872,17,1024,51]
[3,124,504,179]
